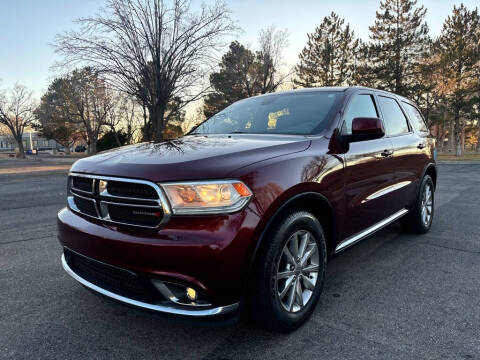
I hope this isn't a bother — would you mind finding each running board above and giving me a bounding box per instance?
[335,208,409,253]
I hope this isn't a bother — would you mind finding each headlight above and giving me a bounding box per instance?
[160,180,252,215]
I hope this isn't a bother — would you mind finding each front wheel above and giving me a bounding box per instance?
[401,175,434,234]
[251,210,327,332]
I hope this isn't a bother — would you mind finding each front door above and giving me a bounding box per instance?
[376,96,427,212]
[340,93,397,240]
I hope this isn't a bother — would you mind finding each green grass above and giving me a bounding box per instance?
[438,153,480,161]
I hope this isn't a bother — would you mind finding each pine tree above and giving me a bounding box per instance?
[368,0,429,97]
[435,5,479,156]
[203,41,256,118]
[203,28,289,118]
[294,12,358,88]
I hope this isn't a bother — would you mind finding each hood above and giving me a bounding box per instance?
[70,134,311,182]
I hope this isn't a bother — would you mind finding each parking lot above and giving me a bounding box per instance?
[1,160,479,359]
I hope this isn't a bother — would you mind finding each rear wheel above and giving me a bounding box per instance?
[251,210,327,331]
[401,175,434,233]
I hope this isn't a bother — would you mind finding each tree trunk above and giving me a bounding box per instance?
[65,145,71,155]
[87,137,97,155]
[113,131,121,147]
[16,137,25,158]
[454,111,462,157]
[150,104,166,142]
[449,121,455,152]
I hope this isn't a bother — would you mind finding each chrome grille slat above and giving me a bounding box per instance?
[67,173,171,228]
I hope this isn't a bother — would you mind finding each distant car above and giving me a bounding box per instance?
[57,146,65,153]
[58,87,437,331]
[26,149,38,155]
[75,145,86,153]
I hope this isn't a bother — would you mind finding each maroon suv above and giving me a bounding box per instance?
[58,87,436,330]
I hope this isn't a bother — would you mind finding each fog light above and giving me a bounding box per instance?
[186,287,197,301]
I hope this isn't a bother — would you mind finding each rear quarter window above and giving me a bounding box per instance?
[377,96,410,136]
[402,102,429,133]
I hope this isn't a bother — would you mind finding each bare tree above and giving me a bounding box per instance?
[54,0,236,141]
[62,68,114,154]
[0,84,37,158]
[255,26,290,93]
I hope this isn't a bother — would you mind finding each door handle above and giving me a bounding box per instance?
[381,149,393,157]
[417,143,426,149]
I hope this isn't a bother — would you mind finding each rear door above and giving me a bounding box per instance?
[341,92,396,240]
[376,95,424,211]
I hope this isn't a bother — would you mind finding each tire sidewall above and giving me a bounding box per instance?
[262,211,327,329]
[416,175,435,232]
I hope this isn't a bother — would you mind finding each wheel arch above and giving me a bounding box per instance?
[423,163,437,189]
[247,191,336,281]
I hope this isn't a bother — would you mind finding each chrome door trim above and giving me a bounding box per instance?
[335,208,409,253]
[61,254,239,317]
[361,181,412,203]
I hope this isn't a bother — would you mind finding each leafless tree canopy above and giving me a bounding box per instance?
[54,0,236,141]
[256,26,290,93]
[0,84,37,158]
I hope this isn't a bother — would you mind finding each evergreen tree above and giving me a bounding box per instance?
[204,30,289,118]
[203,42,257,119]
[435,5,479,156]
[368,0,429,97]
[295,12,358,88]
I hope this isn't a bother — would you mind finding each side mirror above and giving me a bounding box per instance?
[349,117,385,142]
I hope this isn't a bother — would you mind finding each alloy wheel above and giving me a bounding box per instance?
[421,183,433,226]
[275,230,319,313]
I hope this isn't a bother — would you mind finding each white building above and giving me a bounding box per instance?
[0,132,57,152]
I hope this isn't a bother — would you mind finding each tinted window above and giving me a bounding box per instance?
[402,102,428,133]
[378,96,410,136]
[341,94,378,135]
[192,92,340,135]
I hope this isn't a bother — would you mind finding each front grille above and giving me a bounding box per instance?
[107,181,158,199]
[73,196,97,217]
[64,249,156,303]
[68,174,169,228]
[72,177,93,192]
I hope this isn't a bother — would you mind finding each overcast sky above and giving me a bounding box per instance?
[1,0,478,96]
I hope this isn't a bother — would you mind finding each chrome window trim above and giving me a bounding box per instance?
[61,254,239,317]
[68,172,172,228]
[335,208,409,253]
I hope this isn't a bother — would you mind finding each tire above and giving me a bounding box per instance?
[401,175,434,234]
[250,210,327,332]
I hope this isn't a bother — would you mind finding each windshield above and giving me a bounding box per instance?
[192,92,341,135]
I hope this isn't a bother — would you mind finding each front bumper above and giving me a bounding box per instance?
[61,253,240,317]
[57,204,260,313]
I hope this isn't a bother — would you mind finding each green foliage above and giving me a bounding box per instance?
[97,131,127,152]
[435,4,480,154]
[203,34,288,118]
[368,0,430,97]
[203,42,260,118]
[295,12,358,88]
[34,78,82,148]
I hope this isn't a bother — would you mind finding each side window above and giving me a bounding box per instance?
[341,94,378,135]
[377,96,410,136]
[402,102,429,133]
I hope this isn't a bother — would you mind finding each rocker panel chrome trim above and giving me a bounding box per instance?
[335,208,409,253]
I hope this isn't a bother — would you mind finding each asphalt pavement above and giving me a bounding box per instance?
[1,160,479,359]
